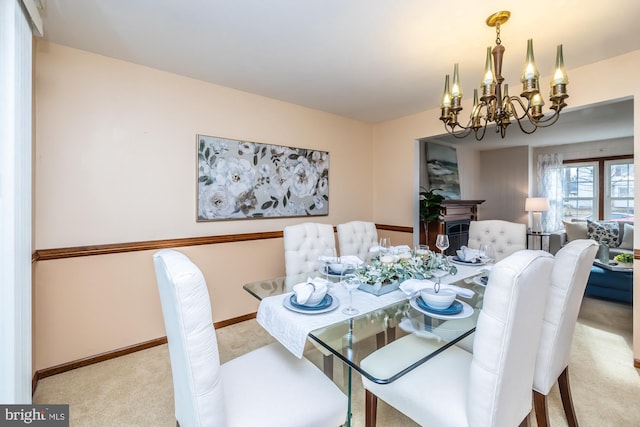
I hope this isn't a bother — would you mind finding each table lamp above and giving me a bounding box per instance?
[525,197,550,233]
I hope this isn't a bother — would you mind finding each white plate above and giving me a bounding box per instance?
[409,295,474,320]
[472,276,488,287]
[449,256,486,266]
[282,293,340,314]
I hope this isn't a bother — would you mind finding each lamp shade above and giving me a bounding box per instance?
[525,197,550,212]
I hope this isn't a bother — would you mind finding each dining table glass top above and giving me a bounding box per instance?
[243,260,488,385]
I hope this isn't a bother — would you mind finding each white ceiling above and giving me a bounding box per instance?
[39,0,639,129]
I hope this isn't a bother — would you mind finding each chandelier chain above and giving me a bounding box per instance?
[495,24,501,45]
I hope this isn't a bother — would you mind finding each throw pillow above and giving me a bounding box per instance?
[587,220,620,247]
[563,220,588,242]
[619,223,634,250]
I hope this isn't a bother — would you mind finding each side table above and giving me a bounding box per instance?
[527,232,550,252]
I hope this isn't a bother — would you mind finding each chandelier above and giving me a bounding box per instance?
[439,11,569,140]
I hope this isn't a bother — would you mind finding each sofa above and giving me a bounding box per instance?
[549,220,634,257]
[550,219,634,304]
[585,264,633,304]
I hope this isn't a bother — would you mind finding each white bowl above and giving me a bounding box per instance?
[419,288,456,310]
[329,263,349,274]
[305,287,328,306]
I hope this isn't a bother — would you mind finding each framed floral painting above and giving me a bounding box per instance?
[197,135,329,221]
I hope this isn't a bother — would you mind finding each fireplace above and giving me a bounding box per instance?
[421,199,484,255]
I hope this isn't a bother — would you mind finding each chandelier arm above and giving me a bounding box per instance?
[512,102,561,132]
[506,96,531,121]
[442,112,478,133]
[444,123,473,139]
[512,115,540,135]
[506,95,562,132]
[473,120,490,141]
[530,109,562,127]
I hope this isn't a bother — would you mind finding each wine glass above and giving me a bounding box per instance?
[484,244,496,266]
[341,271,360,315]
[368,244,381,262]
[379,238,391,255]
[321,247,337,280]
[435,234,449,256]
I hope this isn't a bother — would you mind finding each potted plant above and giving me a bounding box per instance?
[419,187,445,247]
[613,253,633,268]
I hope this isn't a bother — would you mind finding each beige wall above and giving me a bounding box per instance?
[478,146,529,223]
[33,41,376,371]
[35,42,374,248]
[534,137,634,161]
[371,50,640,361]
[33,40,640,371]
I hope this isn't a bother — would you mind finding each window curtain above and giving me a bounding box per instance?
[0,0,40,404]
[537,153,564,232]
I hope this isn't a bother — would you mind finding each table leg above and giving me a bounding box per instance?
[345,318,354,427]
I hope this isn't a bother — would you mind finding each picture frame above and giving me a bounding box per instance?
[426,141,461,199]
[197,134,329,221]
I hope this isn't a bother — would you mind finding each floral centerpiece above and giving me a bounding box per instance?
[355,249,443,296]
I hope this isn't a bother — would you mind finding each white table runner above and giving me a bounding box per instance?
[257,282,407,358]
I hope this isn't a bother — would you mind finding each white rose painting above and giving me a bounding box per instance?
[197,135,329,220]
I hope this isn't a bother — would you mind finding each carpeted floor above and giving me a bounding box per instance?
[33,296,639,426]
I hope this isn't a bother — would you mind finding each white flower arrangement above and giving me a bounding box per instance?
[356,250,441,286]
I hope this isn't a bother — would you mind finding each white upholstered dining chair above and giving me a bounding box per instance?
[337,221,378,261]
[153,249,347,427]
[284,222,386,378]
[360,250,554,427]
[283,222,336,276]
[467,219,527,262]
[533,239,598,427]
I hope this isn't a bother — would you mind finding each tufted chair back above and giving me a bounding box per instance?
[153,249,226,427]
[337,221,378,261]
[283,223,336,276]
[467,250,554,426]
[359,250,554,427]
[467,219,527,261]
[532,239,598,426]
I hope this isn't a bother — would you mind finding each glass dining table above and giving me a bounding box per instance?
[243,263,487,426]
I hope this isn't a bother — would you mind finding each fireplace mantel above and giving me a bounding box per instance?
[421,199,485,254]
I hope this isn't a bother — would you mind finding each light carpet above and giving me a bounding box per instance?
[33,296,640,426]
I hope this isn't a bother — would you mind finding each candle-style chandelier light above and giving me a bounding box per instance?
[439,11,569,140]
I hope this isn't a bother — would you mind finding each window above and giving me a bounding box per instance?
[562,162,597,220]
[562,157,634,222]
[605,159,634,221]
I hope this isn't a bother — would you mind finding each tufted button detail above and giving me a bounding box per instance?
[467,220,527,262]
[284,223,336,276]
[337,221,378,261]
